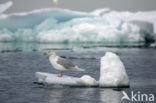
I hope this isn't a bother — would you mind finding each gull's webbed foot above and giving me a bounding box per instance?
[57,71,64,77]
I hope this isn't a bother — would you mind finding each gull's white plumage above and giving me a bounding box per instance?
[49,56,67,71]
[44,50,84,77]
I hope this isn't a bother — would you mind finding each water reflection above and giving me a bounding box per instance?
[100,89,123,103]
[48,87,123,103]
[49,88,97,103]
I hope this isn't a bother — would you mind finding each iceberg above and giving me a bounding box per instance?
[35,52,129,87]
[0,8,155,45]
[95,9,156,34]
[0,1,13,14]
[130,20,154,36]
[99,52,129,87]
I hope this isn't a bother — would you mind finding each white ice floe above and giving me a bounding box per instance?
[35,52,129,87]
[99,52,129,87]
[35,72,79,85]
[35,72,97,86]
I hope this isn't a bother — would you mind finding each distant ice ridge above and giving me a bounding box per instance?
[0,1,13,14]
[92,9,156,33]
[0,8,155,44]
[35,52,129,87]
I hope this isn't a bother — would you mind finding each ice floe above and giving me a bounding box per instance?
[35,52,129,87]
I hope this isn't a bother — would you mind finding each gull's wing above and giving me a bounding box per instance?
[56,57,75,69]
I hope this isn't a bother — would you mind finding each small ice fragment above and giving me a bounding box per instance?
[77,75,97,86]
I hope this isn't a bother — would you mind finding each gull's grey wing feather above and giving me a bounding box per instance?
[57,57,75,69]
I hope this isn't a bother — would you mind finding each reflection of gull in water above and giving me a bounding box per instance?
[121,91,130,101]
[43,50,84,77]
[100,89,122,103]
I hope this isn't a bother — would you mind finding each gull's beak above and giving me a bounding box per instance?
[43,52,48,55]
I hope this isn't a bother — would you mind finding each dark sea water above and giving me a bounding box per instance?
[0,43,156,103]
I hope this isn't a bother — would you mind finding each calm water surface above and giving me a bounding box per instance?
[0,44,156,103]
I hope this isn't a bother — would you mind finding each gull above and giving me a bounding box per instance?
[43,50,84,77]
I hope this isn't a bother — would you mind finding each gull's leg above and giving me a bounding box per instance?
[58,71,64,77]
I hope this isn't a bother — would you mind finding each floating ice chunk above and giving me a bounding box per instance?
[99,52,129,87]
[35,52,130,87]
[77,75,98,86]
[35,72,97,86]
[35,72,79,85]
[0,1,13,14]
[150,42,156,48]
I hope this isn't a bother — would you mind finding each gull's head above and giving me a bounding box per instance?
[43,50,56,56]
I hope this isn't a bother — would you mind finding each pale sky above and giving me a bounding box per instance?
[1,0,156,13]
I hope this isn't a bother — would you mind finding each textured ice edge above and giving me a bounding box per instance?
[0,1,13,14]
[0,8,155,44]
[35,52,130,87]
[35,72,129,87]
[35,72,98,87]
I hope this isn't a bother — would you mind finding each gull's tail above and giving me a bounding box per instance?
[71,66,85,71]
